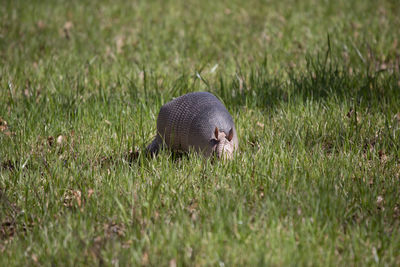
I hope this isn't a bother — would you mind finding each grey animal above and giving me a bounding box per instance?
[146,92,238,159]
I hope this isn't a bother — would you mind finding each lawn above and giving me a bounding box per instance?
[1,0,400,265]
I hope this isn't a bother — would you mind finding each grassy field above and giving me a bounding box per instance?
[1,0,400,265]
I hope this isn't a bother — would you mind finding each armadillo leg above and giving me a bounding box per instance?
[146,135,162,155]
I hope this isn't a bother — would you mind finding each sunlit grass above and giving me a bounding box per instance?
[1,0,400,265]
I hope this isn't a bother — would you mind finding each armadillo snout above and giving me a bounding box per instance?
[216,140,234,160]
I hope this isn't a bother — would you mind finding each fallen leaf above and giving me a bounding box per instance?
[0,118,8,132]
[238,76,243,92]
[24,88,31,97]
[104,222,125,237]
[115,35,125,54]
[186,246,193,258]
[64,21,73,31]
[378,150,388,163]
[31,253,38,263]
[122,240,132,249]
[73,190,82,207]
[256,122,264,128]
[141,252,149,265]
[368,178,374,186]
[392,38,398,50]
[156,78,164,88]
[379,63,387,71]
[394,112,400,123]
[187,200,198,221]
[37,20,45,29]
[138,71,144,81]
[346,108,354,118]
[377,195,385,211]
[87,189,94,198]
[94,236,102,244]
[394,205,400,219]
[2,130,14,137]
[63,21,73,39]
[56,135,64,145]
[63,189,82,207]
[169,259,177,267]
[297,207,302,216]
[47,136,54,147]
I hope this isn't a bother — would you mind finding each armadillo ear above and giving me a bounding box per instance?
[227,128,234,141]
[214,127,219,139]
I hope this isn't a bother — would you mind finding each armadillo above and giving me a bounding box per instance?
[146,92,238,159]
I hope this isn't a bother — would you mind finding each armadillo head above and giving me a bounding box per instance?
[213,127,235,160]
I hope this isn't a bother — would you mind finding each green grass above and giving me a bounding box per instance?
[1,0,400,265]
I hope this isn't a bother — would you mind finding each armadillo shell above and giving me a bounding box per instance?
[156,92,236,154]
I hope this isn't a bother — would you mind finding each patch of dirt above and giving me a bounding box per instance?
[0,117,15,136]
[84,221,126,264]
[0,189,27,244]
[63,189,82,208]
[125,149,140,163]
[186,199,198,222]
[0,219,16,241]
[1,159,16,171]
[0,118,8,132]
[104,221,125,238]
